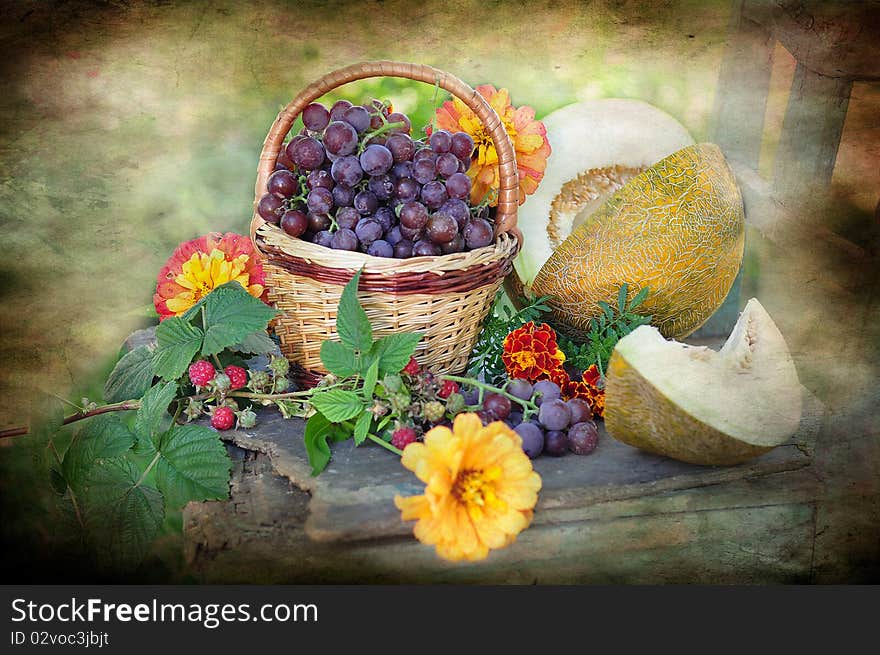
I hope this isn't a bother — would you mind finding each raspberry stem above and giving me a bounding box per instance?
[367,433,403,456]
[439,374,539,418]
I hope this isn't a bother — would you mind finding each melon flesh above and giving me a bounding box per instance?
[604,298,802,465]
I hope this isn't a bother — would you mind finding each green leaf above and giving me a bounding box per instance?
[598,301,614,322]
[629,285,650,310]
[362,359,379,400]
[200,282,279,356]
[336,270,372,352]
[353,411,372,446]
[230,330,277,355]
[104,346,156,403]
[62,414,136,493]
[152,318,204,381]
[133,382,177,455]
[50,468,68,495]
[310,389,365,423]
[304,413,333,475]
[617,283,628,315]
[319,339,358,377]
[83,457,164,570]
[369,332,422,375]
[154,423,232,508]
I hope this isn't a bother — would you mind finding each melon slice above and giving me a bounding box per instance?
[513,99,694,290]
[604,298,803,466]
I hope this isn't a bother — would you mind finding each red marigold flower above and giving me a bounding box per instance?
[502,322,566,382]
[553,365,605,418]
[153,232,266,321]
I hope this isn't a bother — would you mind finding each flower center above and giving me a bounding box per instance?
[453,467,507,521]
[510,350,537,371]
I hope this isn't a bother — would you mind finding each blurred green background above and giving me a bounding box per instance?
[1,0,877,580]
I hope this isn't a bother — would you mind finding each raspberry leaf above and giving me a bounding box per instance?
[310,389,365,423]
[353,411,372,447]
[62,414,136,494]
[199,282,279,357]
[319,340,358,378]
[154,424,231,508]
[336,269,372,352]
[153,317,204,382]
[304,413,333,476]
[229,330,277,355]
[366,332,422,376]
[104,346,156,403]
[133,382,177,456]
[362,359,379,400]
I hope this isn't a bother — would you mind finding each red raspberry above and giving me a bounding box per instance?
[188,360,216,388]
[224,365,248,390]
[402,357,419,376]
[211,406,235,431]
[391,426,418,450]
[437,379,459,399]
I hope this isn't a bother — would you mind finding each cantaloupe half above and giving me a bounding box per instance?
[532,143,745,340]
[604,298,803,466]
[513,99,695,290]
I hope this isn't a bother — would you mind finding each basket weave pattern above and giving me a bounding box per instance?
[250,61,520,378]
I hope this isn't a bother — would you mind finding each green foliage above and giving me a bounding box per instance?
[103,346,156,403]
[558,283,652,376]
[468,291,552,385]
[154,424,232,508]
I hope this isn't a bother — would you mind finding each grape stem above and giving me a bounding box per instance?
[439,374,539,419]
[357,121,406,154]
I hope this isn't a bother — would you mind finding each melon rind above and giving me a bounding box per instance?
[532,143,745,340]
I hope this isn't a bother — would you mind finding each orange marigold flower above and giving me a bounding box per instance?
[394,413,542,562]
[432,85,551,206]
[553,365,606,418]
[153,232,266,320]
[502,322,566,381]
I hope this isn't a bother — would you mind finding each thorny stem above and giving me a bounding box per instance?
[367,433,403,456]
[0,400,144,440]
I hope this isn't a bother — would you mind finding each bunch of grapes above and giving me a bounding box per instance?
[464,379,600,459]
[255,99,495,258]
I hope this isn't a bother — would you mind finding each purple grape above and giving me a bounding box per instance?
[323,121,358,156]
[354,190,378,215]
[440,233,464,254]
[306,187,333,215]
[292,136,325,170]
[386,225,403,245]
[331,228,359,251]
[329,100,352,121]
[257,193,284,224]
[302,102,330,131]
[336,206,360,230]
[483,393,511,420]
[393,177,420,202]
[391,161,413,179]
[369,174,394,201]
[464,218,494,249]
[400,201,428,229]
[421,181,448,210]
[506,379,534,401]
[385,112,411,134]
[284,134,306,164]
[267,169,298,197]
[385,133,415,163]
[367,239,393,258]
[439,198,470,228]
[436,152,460,178]
[451,132,475,161]
[306,168,334,191]
[413,240,440,257]
[360,144,393,176]
[313,230,334,248]
[373,206,394,231]
[544,430,568,456]
[343,105,371,133]
[332,184,355,207]
[399,224,422,241]
[413,148,436,164]
[426,212,457,244]
[532,380,561,406]
[412,159,436,185]
[354,219,382,245]
[280,209,308,238]
[445,172,472,200]
[330,155,363,187]
[429,129,452,153]
[515,422,544,459]
[307,212,331,233]
[507,411,523,427]
[393,240,413,258]
[538,399,571,431]
[567,398,593,425]
[568,421,599,455]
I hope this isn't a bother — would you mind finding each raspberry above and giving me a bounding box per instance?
[225,365,248,390]
[248,370,271,392]
[391,426,418,450]
[402,357,419,376]
[269,355,290,378]
[188,360,216,388]
[437,379,459,399]
[211,406,235,431]
[237,407,257,429]
[422,400,446,424]
[212,373,231,392]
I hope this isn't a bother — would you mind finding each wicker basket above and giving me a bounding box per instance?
[249,60,521,383]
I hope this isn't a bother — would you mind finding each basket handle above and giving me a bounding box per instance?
[250,60,520,244]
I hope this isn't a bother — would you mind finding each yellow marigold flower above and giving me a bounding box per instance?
[394,413,542,562]
[432,85,551,206]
